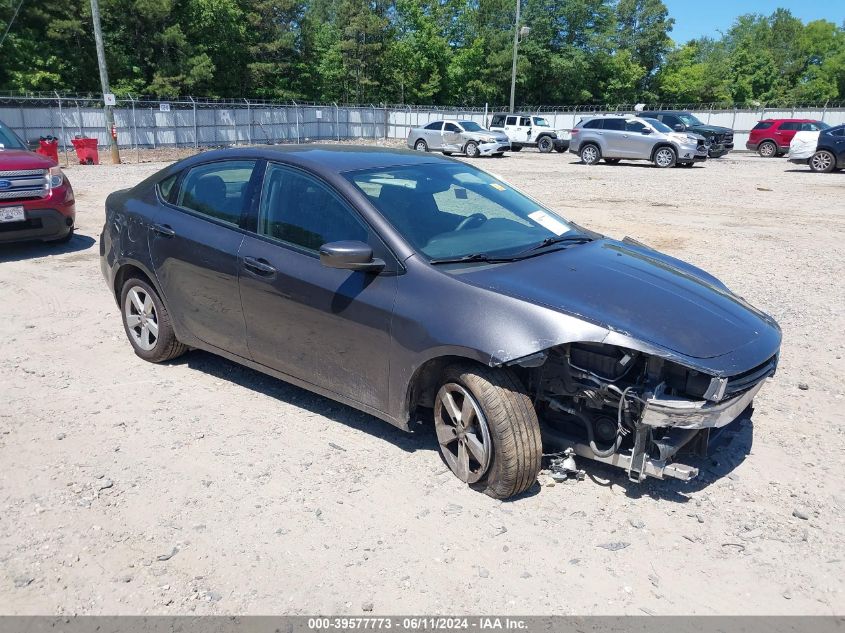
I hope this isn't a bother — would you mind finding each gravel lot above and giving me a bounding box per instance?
[1,145,843,615]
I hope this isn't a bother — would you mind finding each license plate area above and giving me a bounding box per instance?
[0,206,25,223]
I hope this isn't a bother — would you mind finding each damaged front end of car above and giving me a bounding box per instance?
[508,342,778,482]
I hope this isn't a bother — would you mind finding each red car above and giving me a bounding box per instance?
[0,119,76,244]
[746,118,830,157]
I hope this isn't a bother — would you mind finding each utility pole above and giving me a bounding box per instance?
[509,0,529,113]
[90,0,120,164]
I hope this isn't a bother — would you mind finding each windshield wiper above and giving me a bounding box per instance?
[429,253,517,265]
[512,234,593,258]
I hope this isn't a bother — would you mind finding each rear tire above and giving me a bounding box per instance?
[537,136,553,153]
[414,139,428,152]
[758,141,777,158]
[120,278,187,363]
[580,143,601,165]
[809,150,836,173]
[434,364,542,499]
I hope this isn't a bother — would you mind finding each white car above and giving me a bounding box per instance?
[787,130,821,162]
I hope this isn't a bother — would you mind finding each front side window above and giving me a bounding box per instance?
[803,121,829,131]
[258,163,367,252]
[444,123,461,132]
[625,120,648,133]
[176,160,256,225]
[642,118,672,133]
[346,163,579,261]
[459,121,484,132]
[533,117,550,127]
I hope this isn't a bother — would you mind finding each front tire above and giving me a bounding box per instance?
[653,146,677,168]
[434,364,542,499]
[464,141,479,158]
[537,136,553,153]
[414,139,428,152]
[758,141,777,158]
[580,143,601,165]
[120,278,187,363]
[809,150,836,173]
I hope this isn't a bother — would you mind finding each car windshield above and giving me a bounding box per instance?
[816,121,831,130]
[533,117,550,127]
[458,121,484,132]
[0,122,27,150]
[346,163,583,262]
[678,113,704,126]
[643,117,673,133]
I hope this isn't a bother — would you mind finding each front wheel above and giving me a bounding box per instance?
[464,141,480,158]
[653,146,677,168]
[120,278,187,363]
[537,136,554,153]
[434,364,542,499]
[414,139,428,152]
[809,150,836,173]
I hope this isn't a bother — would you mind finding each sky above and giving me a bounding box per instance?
[662,0,843,44]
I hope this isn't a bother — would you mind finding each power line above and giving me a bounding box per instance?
[0,0,25,50]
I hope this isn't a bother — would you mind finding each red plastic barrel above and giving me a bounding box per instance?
[71,138,100,165]
[36,138,59,163]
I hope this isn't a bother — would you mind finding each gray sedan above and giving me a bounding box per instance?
[407,120,510,157]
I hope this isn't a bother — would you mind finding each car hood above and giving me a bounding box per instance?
[468,131,509,143]
[454,239,778,360]
[0,149,56,169]
[690,124,732,135]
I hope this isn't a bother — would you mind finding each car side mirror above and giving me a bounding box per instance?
[641,128,652,135]
[673,123,685,132]
[319,241,385,273]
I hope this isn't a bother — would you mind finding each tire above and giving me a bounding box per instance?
[809,150,836,173]
[120,277,187,363]
[653,146,677,168]
[48,228,74,244]
[604,158,621,165]
[680,162,694,168]
[433,364,542,499]
[442,151,452,156]
[414,139,428,152]
[465,141,479,158]
[758,141,777,158]
[579,143,601,165]
[554,146,566,153]
[537,136,553,153]
[510,146,522,152]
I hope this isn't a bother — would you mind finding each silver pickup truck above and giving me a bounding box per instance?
[407,120,510,158]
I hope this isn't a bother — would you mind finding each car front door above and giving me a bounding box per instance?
[149,159,258,358]
[237,162,398,411]
[442,123,463,152]
[620,119,654,158]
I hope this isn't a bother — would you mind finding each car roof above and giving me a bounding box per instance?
[760,118,821,123]
[173,144,449,175]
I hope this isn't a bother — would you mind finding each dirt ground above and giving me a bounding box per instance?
[1,144,843,616]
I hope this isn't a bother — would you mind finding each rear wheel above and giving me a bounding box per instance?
[580,143,601,165]
[434,364,542,499]
[809,150,836,173]
[464,141,479,158]
[537,136,554,153]
[120,278,187,363]
[554,146,566,153]
[653,146,677,168]
[414,139,428,152]
[758,141,777,158]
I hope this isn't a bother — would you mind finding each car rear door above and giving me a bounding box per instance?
[424,121,443,149]
[599,118,626,157]
[237,162,398,411]
[504,115,520,142]
[149,159,259,358]
[775,122,798,148]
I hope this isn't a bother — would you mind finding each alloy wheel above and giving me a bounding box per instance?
[655,148,675,167]
[124,285,159,351]
[466,142,479,158]
[581,145,599,165]
[759,142,776,157]
[434,383,492,484]
[810,151,833,172]
[415,140,427,152]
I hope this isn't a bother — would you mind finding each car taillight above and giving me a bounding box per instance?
[571,129,579,134]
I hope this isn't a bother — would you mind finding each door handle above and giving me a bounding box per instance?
[152,223,175,237]
[243,256,276,276]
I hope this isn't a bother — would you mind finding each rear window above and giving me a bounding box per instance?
[753,121,774,130]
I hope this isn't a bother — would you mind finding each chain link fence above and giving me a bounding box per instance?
[2,93,844,163]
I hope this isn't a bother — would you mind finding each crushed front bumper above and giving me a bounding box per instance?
[641,381,765,430]
[478,141,511,156]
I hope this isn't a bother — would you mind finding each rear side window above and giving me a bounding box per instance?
[176,160,256,226]
[582,119,602,129]
[520,117,531,126]
[158,174,178,201]
[779,122,799,131]
[752,121,774,130]
[602,118,625,131]
[424,121,442,131]
[506,116,518,126]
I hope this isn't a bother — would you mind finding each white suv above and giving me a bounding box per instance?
[489,113,569,153]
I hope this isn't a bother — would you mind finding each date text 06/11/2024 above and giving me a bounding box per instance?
[306,617,528,630]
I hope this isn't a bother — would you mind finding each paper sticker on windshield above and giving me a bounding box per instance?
[529,210,567,235]
[490,183,506,191]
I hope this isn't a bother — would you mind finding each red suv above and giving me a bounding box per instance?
[746,119,830,157]
[0,119,76,244]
